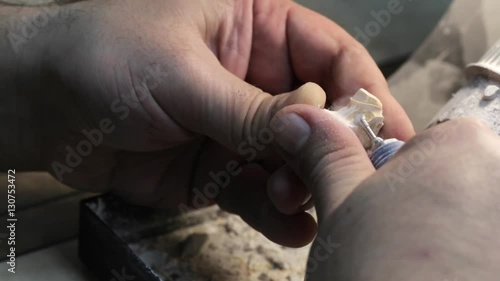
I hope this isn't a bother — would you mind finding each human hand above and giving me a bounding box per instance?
[12,0,412,247]
[271,105,500,279]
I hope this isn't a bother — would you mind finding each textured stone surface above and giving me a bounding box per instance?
[129,209,311,281]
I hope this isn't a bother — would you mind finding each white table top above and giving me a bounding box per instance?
[0,240,96,281]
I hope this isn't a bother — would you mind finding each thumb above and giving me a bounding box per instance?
[169,50,327,152]
[271,105,375,222]
[202,77,327,152]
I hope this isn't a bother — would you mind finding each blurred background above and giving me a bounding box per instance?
[296,0,453,74]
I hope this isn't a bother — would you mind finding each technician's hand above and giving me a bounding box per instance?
[271,106,500,279]
[14,0,412,247]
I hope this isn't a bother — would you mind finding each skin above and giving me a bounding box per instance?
[1,0,413,247]
[272,106,500,280]
[2,1,498,278]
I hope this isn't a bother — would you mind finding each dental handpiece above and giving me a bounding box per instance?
[357,114,405,169]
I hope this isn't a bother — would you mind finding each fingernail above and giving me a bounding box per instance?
[274,113,311,154]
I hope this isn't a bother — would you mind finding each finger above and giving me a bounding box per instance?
[187,139,246,210]
[110,139,204,208]
[187,141,317,247]
[216,163,317,248]
[245,0,297,94]
[154,43,327,154]
[286,2,415,140]
[271,104,375,223]
[267,165,311,215]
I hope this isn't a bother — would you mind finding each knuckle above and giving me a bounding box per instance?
[411,117,487,146]
[234,88,270,144]
[455,117,489,131]
[401,117,496,163]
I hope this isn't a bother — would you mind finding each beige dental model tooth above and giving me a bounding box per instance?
[327,88,384,149]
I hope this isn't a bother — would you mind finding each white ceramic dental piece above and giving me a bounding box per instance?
[326,88,385,149]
